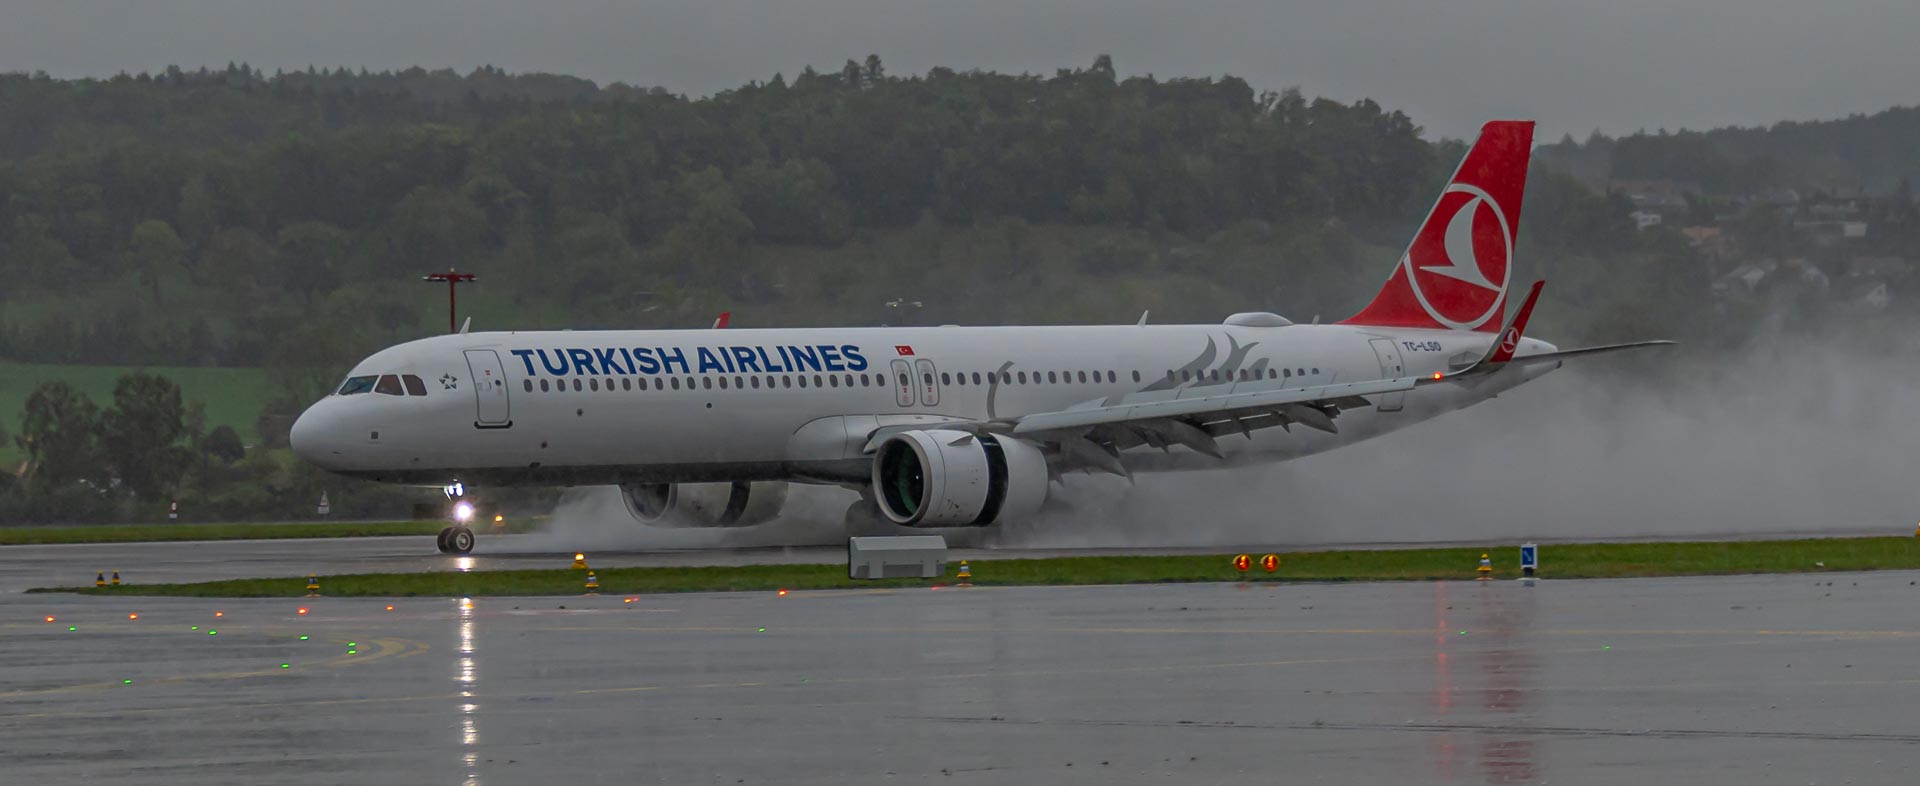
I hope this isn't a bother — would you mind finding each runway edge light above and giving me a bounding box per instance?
[572,552,589,570]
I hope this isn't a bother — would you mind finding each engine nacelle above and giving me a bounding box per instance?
[871,430,1048,527]
[618,481,789,528]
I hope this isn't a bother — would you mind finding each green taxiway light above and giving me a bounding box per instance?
[758,628,766,632]
[281,663,290,669]
[299,635,309,641]
[190,626,198,631]
[67,626,76,631]
[347,650,357,655]
[122,679,132,685]
[347,641,357,647]
[207,630,217,636]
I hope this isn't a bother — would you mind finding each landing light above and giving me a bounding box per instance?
[1432,372,1443,380]
[453,501,475,522]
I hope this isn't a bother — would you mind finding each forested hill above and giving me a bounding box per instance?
[0,59,1748,406]
[1536,105,1920,194]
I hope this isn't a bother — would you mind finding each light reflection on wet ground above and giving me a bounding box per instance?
[5,568,1920,784]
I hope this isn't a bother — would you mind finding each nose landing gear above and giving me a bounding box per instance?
[436,525,476,554]
[437,482,477,555]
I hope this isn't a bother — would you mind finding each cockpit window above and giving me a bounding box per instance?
[402,374,427,396]
[374,374,405,396]
[338,375,378,396]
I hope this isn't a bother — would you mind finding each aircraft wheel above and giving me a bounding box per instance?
[435,526,455,553]
[446,526,476,555]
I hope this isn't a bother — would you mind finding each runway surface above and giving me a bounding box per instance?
[6,546,1920,783]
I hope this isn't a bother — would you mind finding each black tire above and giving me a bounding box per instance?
[447,526,476,555]
[435,526,454,553]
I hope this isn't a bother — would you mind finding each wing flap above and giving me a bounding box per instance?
[1011,377,1417,436]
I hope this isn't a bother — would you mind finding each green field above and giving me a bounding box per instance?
[38,536,1920,597]
[0,362,272,461]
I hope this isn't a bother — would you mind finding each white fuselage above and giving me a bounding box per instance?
[290,321,1559,488]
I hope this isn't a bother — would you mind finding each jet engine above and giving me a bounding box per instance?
[870,430,1048,527]
[619,481,789,527]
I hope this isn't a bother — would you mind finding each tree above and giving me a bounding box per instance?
[203,425,246,465]
[127,219,188,304]
[15,381,102,490]
[99,373,192,500]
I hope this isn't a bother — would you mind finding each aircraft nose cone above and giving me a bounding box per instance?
[289,404,337,468]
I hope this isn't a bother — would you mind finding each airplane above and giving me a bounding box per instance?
[291,120,1671,554]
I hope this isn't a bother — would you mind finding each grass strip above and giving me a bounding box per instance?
[1,520,537,546]
[32,536,1920,597]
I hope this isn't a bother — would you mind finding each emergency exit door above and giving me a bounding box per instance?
[464,349,512,427]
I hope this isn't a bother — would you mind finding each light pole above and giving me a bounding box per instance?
[422,269,477,333]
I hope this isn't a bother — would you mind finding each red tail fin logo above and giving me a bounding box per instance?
[1343,120,1534,332]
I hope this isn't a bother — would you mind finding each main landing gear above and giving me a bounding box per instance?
[437,482,477,555]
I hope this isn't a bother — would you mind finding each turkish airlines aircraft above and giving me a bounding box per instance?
[291,120,1669,554]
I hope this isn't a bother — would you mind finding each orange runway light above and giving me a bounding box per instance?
[386,605,395,611]
[128,613,139,620]
[44,615,55,623]
[297,607,309,615]
[777,589,788,597]
[214,611,224,618]
[622,597,634,604]
[1432,372,1443,380]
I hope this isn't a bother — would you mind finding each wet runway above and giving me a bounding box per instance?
[6,565,1920,784]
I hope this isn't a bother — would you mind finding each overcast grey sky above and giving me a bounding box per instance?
[5,0,1917,141]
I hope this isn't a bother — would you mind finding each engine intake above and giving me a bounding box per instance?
[619,481,789,528]
[871,430,1047,527]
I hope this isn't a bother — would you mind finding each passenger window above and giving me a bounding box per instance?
[828,375,839,388]
[703,377,713,390]
[860,375,871,387]
[374,375,404,396]
[621,378,631,391]
[338,375,378,396]
[898,373,910,388]
[1017,372,1027,384]
[1297,368,1305,377]
[1284,369,1292,378]
[1075,371,1085,383]
[783,376,793,389]
[1311,368,1320,375]
[1180,370,1191,382]
[799,376,808,388]
[540,379,551,392]
[941,372,951,386]
[1269,368,1278,379]
[766,376,776,388]
[1132,370,1141,383]
[522,380,533,393]
[812,374,823,387]
[571,379,582,392]
[590,379,600,392]
[638,378,648,391]
[843,374,853,387]
[719,377,729,389]
[403,375,428,396]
